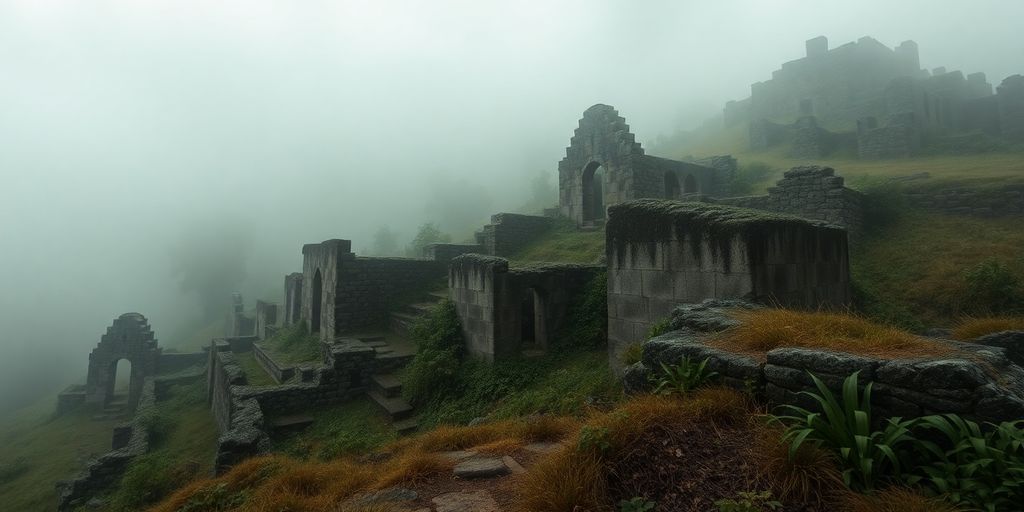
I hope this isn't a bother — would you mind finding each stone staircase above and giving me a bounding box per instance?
[367,291,449,435]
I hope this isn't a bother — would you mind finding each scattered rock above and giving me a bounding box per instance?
[502,455,526,474]
[453,457,509,479]
[432,490,500,512]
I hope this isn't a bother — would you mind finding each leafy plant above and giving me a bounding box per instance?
[770,371,916,491]
[906,415,1024,512]
[650,356,718,395]
[577,425,611,456]
[619,496,657,512]
[715,490,782,512]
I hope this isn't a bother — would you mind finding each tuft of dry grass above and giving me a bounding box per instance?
[752,426,844,507]
[472,438,524,455]
[711,308,955,360]
[953,316,1024,340]
[838,486,961,512]
[372,451,452,489]
[513,447,608,512]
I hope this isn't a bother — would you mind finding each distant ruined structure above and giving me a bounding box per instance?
[725,36,1024,158]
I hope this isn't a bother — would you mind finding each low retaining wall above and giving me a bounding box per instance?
[625,300,1024,425]
[252,343,295,383]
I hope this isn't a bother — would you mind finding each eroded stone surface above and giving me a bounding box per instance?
[453,457,509,479]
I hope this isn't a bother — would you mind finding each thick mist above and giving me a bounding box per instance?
[1,0,1022,413]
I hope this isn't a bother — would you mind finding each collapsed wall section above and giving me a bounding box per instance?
[605,200,850,364]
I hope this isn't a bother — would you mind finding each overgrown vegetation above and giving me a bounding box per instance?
[953,316,1024,340]
[105,379,217,511]
[771,372,1024,511]
[728,161,775,195]
[561,270,608,349]
[274,398,396,461]
[258,321,321,364]
[650,356,718,395]
[710,308,951,360]
[403,299,464,406]
[511,218,605,264]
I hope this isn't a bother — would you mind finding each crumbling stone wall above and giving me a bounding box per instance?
[301,239,447,340]
[255,300,279,340]
[84,313,161,409]
[283,273,303,326]
[626,300,1024,425]
[424,243,485,261]
[605,201,850,364]
[226,293,255,337]
[449,254,603,361]
[715,166,863,238]
[856,112,922,158]
[475,213,553,257]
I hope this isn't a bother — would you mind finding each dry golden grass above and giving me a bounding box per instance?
[711,308,955,360]
[752,426,844,507]
[471,437,524,455]
[953,316,1024,340]
[513,447,608,512]
[838,486,961,512]
[372,451,452,489]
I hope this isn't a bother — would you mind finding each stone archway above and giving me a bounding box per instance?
[581,162,605,223]
[664,171,681,199]
[85,313,160,409]
[311,269,323,333]
[683,174,698,194]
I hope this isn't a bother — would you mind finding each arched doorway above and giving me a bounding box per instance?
[581,162,605,222]
[664,172,681,199]
[683,174,698,194]
[311,269,323,333]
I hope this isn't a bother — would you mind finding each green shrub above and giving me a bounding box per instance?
[577,425,611,455]
[771,371,916,491]
[646,317,671,338]
[560,271,607,349]
[137,410,175,447]
[619,496,657,512]
[729,162,775,195]
[963,259,1024,315]
[715,490,782,512]
[261,321,321,363]
[907,415,1024,512]
[403,299,464,405]
[0,456,29,485]
[108,453,198,511]
[650,356,717,395]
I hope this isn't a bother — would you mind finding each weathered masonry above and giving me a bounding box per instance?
[605,200,851,363]
[558,104,735,226]
[449,254,603,361]
[301,239,447,340]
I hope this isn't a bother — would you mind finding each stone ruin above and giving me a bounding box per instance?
[727,36,1024,158]
[448,255,603,361]
[605,200,851,364]
[624,300,1024,426]
[558,104,735,226]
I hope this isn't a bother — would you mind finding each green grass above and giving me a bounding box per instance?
[512,220,605,264]
[258,322,321,365]
[272,397,396,461]
[852,209,1024,328]
[0,397,124,511]
[417,348,622,428]
[234,351,278,386]
[104,379,218,511]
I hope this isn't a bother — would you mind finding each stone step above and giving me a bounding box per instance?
[371,373,403,398]
[392,418,419,436]
[356,335,386,343]
[405,302,438,316]
[367,390,414,421]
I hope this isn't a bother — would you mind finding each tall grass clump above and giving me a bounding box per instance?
[953,316,1024,340]
[261,321,321,363]
[962,259,1024,315]
[712,308,952,360]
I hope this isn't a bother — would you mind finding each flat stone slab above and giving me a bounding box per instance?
[453,457,509,479]
[432,490,500,512]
